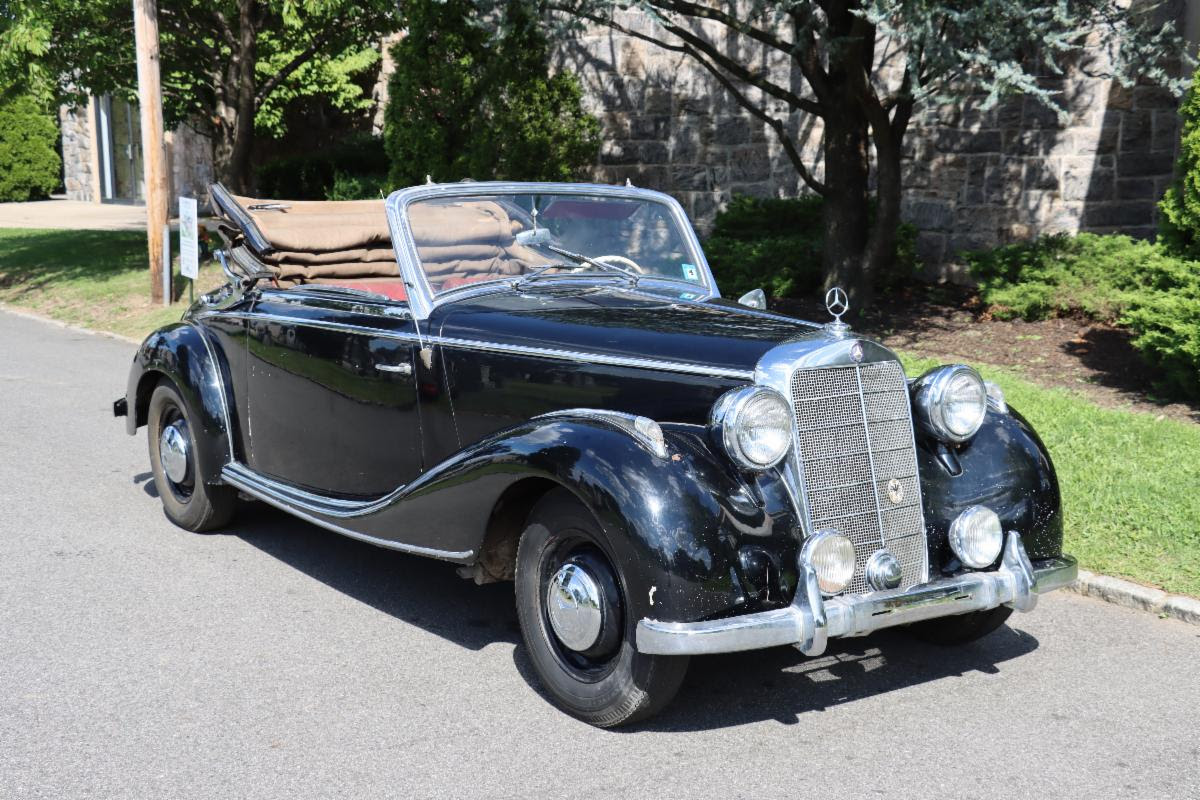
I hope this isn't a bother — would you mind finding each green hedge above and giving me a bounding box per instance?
[254,132,388,200]
[703,194,919,300]
[0,95,61,202]
[965,233,1200,398]
[1159,63,1200,259]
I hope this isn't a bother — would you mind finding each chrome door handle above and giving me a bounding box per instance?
[375,362,413,376]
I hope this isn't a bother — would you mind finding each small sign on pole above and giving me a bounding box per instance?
[179,196,199,303]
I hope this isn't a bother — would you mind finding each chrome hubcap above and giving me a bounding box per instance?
[159,422,191,485]
[546,563,604,652]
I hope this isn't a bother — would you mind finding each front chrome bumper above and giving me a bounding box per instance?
[636,532,1077,657]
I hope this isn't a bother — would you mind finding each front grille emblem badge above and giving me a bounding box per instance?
[887,478,905,505]
[850,341,864,362]
[824,286,851,337]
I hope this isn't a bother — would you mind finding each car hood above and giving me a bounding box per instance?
[432,285,822,374]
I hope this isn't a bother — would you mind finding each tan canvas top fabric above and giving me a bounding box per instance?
[232,195,390,253]
[222,193,549,290]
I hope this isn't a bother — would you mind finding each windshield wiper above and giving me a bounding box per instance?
[545,245,640,287]
[512,261,575,289]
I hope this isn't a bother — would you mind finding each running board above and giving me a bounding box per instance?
[220,462,473,561]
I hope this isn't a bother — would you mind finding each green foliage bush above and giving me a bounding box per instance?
[254,132,387,200]
[965,233,1200,398]
[383,0,600,185]
[1159,64,1200,259]
[0,94,61,202]
[703,194,920,300]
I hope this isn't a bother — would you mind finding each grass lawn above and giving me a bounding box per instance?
[0,228,224,340]
[2,228,1196,596]
[902,354,1200,598]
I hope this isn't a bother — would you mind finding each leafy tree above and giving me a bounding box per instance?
[384,0,601,186]
[541,0,1187,305]
[0,93,61,202]
[0,1,398,192]
[1159,62,1200,259]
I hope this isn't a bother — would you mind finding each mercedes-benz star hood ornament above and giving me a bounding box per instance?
[824,286,851,337]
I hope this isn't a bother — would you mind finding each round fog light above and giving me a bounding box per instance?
[949,505,1004,568]
[802,530,856,595]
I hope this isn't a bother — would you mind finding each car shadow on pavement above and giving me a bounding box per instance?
[621,625,1040,732]
[227,502,522,651]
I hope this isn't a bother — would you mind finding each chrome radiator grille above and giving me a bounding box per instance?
[789,360,927,595]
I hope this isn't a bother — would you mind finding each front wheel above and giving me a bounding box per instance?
[515,489,688,727]
[906,605,1013,645]
[147,381,236,532]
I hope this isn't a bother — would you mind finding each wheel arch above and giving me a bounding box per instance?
[124,322,234,484]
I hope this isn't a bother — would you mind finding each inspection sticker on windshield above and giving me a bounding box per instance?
[681,263,699,281]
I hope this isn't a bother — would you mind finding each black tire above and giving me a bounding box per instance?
[907,605,1013,645]
[515,489,688,728]
[147,381,236,532]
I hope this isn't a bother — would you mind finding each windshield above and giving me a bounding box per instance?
[405,192,705,294]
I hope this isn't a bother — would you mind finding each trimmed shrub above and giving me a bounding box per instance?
[965,233,1200,398]
[703,194,920,300]
[0,94,61,202]
[383,0,600,186]
[254,132,387,199]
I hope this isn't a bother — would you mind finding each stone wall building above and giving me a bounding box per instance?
[555,3,1192,266]
[59,95,213,208]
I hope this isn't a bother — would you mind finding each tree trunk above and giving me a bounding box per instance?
[861,134,904,306]
[820,108,873,312]
[210,0,258,194]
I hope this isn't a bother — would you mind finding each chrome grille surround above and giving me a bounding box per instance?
[788,359,928,595]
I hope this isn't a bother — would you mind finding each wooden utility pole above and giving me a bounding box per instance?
[133,0,169,304]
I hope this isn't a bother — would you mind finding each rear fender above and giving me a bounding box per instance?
[125,322,233,483]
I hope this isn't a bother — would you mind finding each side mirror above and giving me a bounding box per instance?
[737,288,767,310]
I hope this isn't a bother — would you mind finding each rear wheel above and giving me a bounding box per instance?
[147,381,236,532]
[515,489,688,727]
[907,605,1013,645]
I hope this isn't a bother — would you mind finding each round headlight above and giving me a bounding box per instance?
[802,530,856,596]
[912,365,987,443]
[710,386,792,470]
[948,505,1004,569]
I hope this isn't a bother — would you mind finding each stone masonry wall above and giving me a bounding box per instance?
[60,105,94,202]
[555,7,1185,268]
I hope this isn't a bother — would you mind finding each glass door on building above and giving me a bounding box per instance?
[95,96,144,203]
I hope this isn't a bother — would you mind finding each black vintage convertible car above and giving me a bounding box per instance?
[115,181,1076,727]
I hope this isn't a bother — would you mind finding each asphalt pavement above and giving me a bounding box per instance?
[2,308,1198,799]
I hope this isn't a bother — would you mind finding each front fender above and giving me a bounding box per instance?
[125,322,233,483]
[919,405,1064,570]
[383,414,803,624]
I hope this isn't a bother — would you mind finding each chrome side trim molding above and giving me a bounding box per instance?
[197,310,755,381]
[221,463,474,561]
[636,532,1078,656]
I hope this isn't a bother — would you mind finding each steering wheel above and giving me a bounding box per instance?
[594,254,647,274]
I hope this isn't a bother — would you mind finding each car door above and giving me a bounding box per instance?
[243,286,423,497]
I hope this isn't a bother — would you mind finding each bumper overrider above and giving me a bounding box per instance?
[636,532,1077,657]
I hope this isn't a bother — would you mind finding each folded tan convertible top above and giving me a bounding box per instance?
[211,183,400,285]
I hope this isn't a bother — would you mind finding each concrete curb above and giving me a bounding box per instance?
[1067,570,1200,626]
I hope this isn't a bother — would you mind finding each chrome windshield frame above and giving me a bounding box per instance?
[384,181,720,320]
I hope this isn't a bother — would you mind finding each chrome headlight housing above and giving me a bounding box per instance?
[710,386,792,470]
[912,365,987,443]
